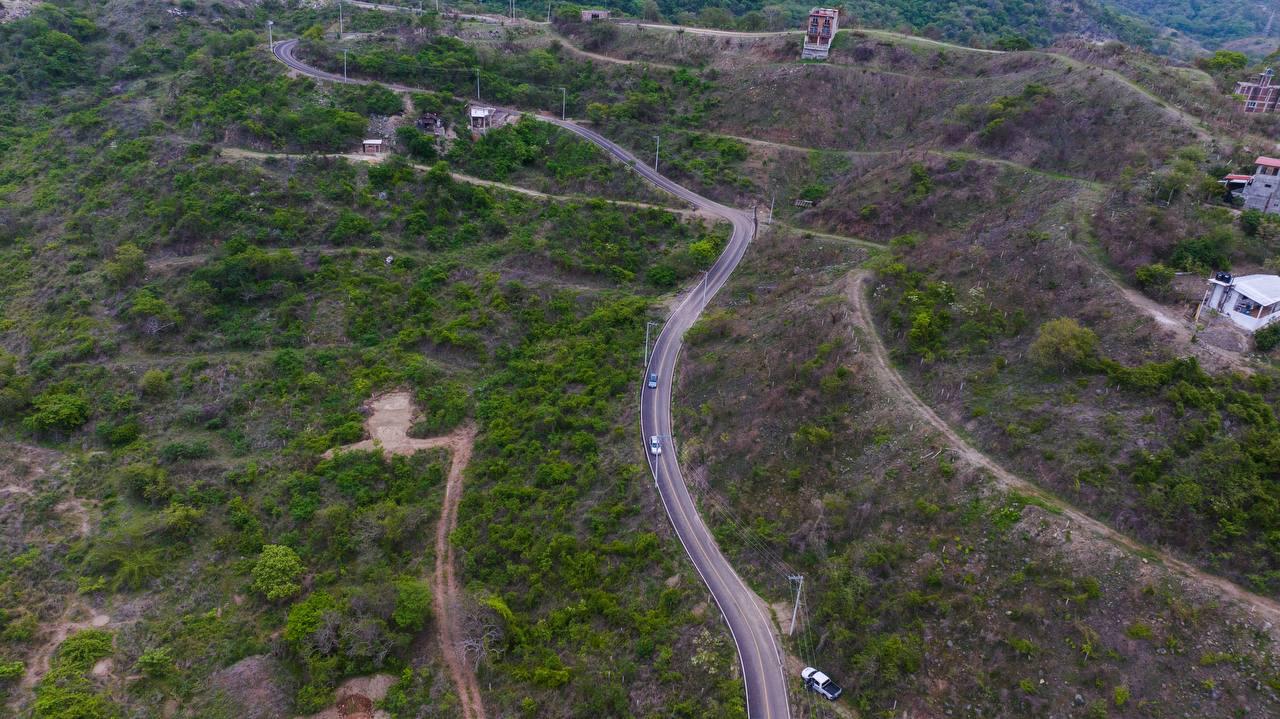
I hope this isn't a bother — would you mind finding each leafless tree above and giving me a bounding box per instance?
[457,600,505,671]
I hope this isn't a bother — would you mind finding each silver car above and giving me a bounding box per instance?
[649,435,662,455]
[801,667,842,700]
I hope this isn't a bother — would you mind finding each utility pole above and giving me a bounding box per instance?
[338,0,344,39]
[546,0,551,22]
[653,134,660,173]
[788,575,804,636]
[644,321,659,365]
[770,191,776,222]
[475,67,481,100]
[343,48,348,79]
[266,19,274,48]
[560,87,566,120]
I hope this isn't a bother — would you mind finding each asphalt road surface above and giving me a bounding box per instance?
[272,38,791,719]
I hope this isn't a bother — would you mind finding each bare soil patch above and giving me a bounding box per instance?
[296,673,395,719]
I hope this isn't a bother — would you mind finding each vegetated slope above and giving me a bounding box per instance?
[676,224,1280,718]
[1104,0,1271,50]
[556,23,1207,182]
[797,129,1280,600]
[1050,38,1280,142]
[552,0,1158,49]
[0,2,750,717]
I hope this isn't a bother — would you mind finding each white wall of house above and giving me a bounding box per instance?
[1204,282,1280,332]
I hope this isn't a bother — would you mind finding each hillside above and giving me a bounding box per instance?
[6,1,1280,718]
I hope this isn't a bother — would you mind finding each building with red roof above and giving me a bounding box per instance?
[1242,157,1280,214]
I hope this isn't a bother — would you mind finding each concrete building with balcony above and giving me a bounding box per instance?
[801,8,838,60]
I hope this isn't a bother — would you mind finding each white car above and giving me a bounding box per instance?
[801,667,843,701]
[649,435,662,455]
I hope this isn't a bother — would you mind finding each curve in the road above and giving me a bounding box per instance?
[271,37,791,719]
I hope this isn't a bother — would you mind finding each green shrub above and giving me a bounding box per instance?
[53,630,113,672]
[0,660,24,679]
[396,126,437,162]
[1134,263,1175,298]
[1256,322,1280,352]
[135,648,173,678]
[96,417,141,447]
[1030,318,1098,370]
[1169,230,1231,272]
[104,243,145,286]
[0,351,32,417]
[23,390,91,433]
[159,440,213,463]
[138,369,168,397]
[285,591,338,647]
[251,545,305,601]
[116,463,171,504]
[1242,208,1265,237]
[392,578,432,631]
[1114,685,1130,707]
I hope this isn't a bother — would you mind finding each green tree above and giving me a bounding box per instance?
[1200,50,1248,74]
[251,545,305,601]
[1029,318,1098,370]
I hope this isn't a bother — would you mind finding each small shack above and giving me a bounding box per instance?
[469,106,496,132]
[361,139,386,154]
[580,9,610,21]
[1203,272,1280,332]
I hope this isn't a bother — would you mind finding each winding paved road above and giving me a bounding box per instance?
[271,37,791,719]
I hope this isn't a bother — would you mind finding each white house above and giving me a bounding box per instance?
[1203,273,1280,332]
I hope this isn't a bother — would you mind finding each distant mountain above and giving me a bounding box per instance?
[1106,0,1273,50]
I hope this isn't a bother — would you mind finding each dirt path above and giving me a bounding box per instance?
[218,146,703,217]
[844,270,1280,634]
[327,392,484,719]
[15,604,112,697]
[430,422,482,719]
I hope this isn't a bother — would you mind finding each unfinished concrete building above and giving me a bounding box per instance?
[802,8,838,60]
[1236,68,1280,113]
[1242,156,1280,214]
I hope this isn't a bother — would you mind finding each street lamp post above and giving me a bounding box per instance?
[343,48,348,80]
[653,134,660,173]
[560,87,566,120]
[475,68,481,100]
[267,20,274,48]
[338,0,343,38]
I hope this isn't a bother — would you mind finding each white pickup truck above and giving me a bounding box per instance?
[801,667,843,701]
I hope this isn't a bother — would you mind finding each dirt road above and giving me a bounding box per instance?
[328,392,484,719]
[844,270,1280,634]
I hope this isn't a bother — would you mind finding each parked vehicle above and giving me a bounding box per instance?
[647,373,659,389]
[649,435,662,455]
[801,667,842,700]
